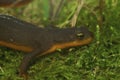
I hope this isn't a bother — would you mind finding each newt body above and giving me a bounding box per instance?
[0,14,93,79]
[0,0,32,7]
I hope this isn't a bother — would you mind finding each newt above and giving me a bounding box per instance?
[0,14,93,79]
[0,0,32,7]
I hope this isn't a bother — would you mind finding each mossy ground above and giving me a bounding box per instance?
[0,0,120,80]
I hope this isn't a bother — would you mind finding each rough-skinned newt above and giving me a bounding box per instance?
[0,14,93,79]
[0,0,32,7]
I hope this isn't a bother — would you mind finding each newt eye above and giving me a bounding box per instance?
[76,33,84,38]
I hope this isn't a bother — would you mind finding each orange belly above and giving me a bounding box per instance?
[0,37,93,55]
[0,41,33,52]
[40,37,93,56]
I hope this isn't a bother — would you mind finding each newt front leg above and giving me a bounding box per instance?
[19,50,41,79]
[19,44,53,80]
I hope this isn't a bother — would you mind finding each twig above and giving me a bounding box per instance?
[49,0,54,20]
[0,66,4,73]
[70,0,84,27]
[49,0,65,21]
[98,0,104,28]
[54,0,65,19]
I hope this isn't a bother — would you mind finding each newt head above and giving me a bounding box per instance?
[70,26,93,46]
[75,26,93,40]
[41,26,94,56]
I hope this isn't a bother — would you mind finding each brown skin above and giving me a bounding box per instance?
[0,14,93,79]
[0,0,32,7]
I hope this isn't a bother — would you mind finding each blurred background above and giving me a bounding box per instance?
[0,0,119,28]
